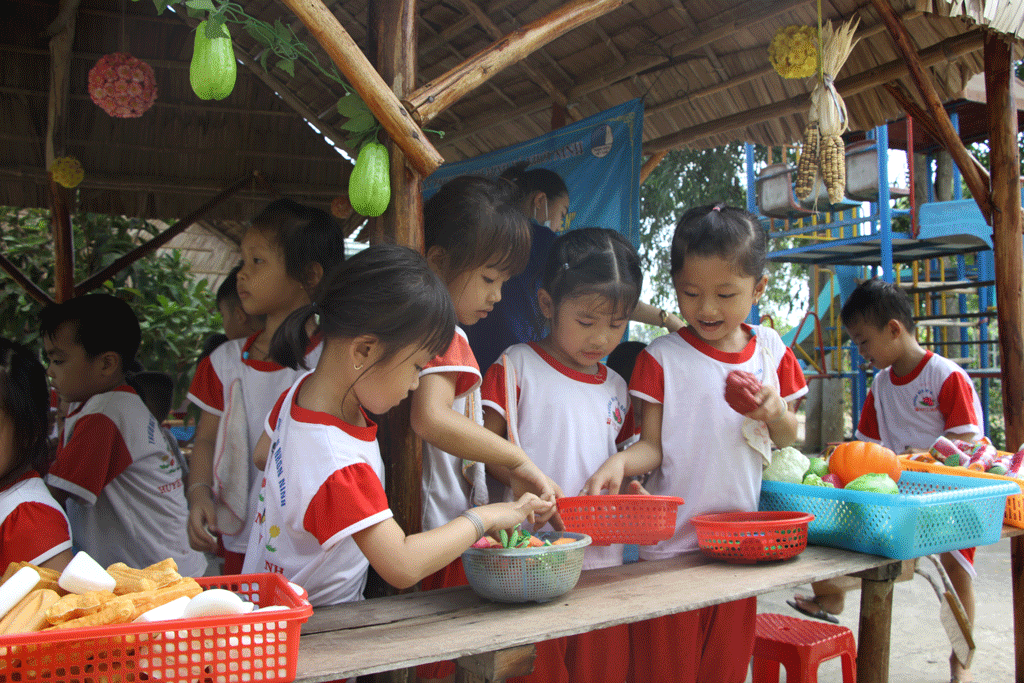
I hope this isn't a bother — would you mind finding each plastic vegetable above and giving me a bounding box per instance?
[724,370,762,414]
[821,472,843,488]
[828,440,900,487]
[348,141,391,217]
[88,53,157,118]
[763,447,810,484]
[802,473,834,488]
[1009,446,1024,478]
[768,25,817,79]
[49,157,84,189]
[805,456,829,478]
[844,472,899,494]
[190,21,237,101]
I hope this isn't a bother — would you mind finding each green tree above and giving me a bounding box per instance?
[0,207,222,406]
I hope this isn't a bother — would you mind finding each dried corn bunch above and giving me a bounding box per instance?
[795,122,820,200]
[810,18,860,203]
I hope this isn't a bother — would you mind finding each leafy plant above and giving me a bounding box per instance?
[0,206,222,408]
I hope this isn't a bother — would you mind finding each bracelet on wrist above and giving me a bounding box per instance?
[659,309,669,327]
[461,510,486,539]
[187,481,213,497]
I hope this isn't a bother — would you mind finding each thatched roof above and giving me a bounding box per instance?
[2,0,1021,243]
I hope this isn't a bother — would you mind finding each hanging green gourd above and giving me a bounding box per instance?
[348,141,391,217]
[190,20,237,101]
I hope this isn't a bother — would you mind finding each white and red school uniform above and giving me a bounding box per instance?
[242,372,391,608]
[627,325,806,683]
[188,332,322,557]
[46,385,206,575]
[856,350,983,573]
[481,342,636,683]
[0,472,72,568]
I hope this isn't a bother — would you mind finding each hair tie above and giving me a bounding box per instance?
[711,205,722,212]
[562,261,570,270]
[309,302,320,316]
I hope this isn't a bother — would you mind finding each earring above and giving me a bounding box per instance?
[354,363,364,371]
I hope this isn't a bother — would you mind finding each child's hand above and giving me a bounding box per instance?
[625,479,651,496]
[479,494,554,531]
[745,385,788,426]
[186,490,219,553]
[581,452,626,496]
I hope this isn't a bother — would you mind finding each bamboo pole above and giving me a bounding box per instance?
[868,0,992,223]
[642,30,986,154]
[278,0,444,177]
[639,151,668,184]
[74,173,258,296]
[405,0,633,125]
[0,252,55,307]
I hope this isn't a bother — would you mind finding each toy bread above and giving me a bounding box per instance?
[126,577,203,620]
[48,595,134,630]
[107,560,181,595]
[45,590,117,625]
[0,588,59,634]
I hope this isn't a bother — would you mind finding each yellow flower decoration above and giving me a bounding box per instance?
[269,525,281,539]
[49,156,85,189]
[768,25,818,79]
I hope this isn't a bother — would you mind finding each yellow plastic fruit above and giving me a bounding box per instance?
[49,157,84,188]
[768,25,818,79]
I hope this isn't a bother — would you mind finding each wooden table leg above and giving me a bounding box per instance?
[456,645,536,683]
[1013,535,1023,683]
[854,561,902,683]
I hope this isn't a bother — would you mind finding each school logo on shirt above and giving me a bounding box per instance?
[606,398,626,427]
[913,389,939,412]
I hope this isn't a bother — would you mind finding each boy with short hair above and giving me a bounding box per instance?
[42,294,206,576]
[217,264,263,341]
[794,278,981,683]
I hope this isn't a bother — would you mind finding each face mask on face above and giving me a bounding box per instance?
[534,194,551,229]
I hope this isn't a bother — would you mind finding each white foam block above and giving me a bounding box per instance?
[0,566,40,620]
[133,596,192,623]
[58,551,116,594]
[182,589,249,618]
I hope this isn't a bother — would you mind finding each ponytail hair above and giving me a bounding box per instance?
[670,203,767,280]
[271,244,456,370]
[249,198,346,288]
[541,227,642,318]
[0,338,51,476]
[424,175,531,280]
[501,162,568,204]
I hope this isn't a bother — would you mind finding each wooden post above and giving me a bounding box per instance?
[369,0,424,554]
[868,0,992,223]
[639,151,668,184]
[854,562,902,683]
[46,0,80,302]
[405,0,633,125]
[278,0,444,177]
[984,32,1024,683]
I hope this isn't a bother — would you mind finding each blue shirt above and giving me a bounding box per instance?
[465,221,557,371]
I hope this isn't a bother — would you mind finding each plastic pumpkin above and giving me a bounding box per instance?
[828,441,901,487]
[88,53,157,118]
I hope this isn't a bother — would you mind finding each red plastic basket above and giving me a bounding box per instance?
[0,573,312,683]
[556,495,685,545]
[691,511,815,564]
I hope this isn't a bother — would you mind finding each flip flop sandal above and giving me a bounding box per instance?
[787,598,840,624]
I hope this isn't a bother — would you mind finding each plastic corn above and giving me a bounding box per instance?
[821,135,846,203]
[794,123,820,200]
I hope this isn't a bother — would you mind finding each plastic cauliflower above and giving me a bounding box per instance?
[768,25,818,79]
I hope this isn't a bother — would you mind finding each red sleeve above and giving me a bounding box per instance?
[304,463,389,544]
[856,389,881,441]
[776,347,807,399]
[0,502,72,568]
[187,356,224,414]
[479,361,508,412]
[423,334,480,398]
[939,372,981,431]
[628,350,664,404]
[265,388,290,437]
[50,413,132,500]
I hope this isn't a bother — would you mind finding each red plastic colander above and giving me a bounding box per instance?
[557,495,685,545]
[690,510,815,564]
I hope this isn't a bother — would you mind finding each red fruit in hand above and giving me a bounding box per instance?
[724,370,763,414]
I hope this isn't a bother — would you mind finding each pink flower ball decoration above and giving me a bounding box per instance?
[88,53,157,118]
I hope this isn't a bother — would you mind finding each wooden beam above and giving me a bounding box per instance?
[419,0,519,54]
[455,0,568,108]
[639,151,668,184]
[74,173,258,296]
[868,0,992,223]
[0,251,55,307]
[405,0,634,125]
[279,0,444,177]
[641,29,986,154]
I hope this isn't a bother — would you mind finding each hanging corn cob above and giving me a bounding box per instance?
[794,121,820,200]
[812,18,860,204]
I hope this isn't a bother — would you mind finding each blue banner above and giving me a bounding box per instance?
[423,99,644,248]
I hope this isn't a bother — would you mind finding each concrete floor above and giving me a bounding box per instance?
[747,535,1019,682]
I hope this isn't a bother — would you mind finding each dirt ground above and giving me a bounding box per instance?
[746,535,1018,682]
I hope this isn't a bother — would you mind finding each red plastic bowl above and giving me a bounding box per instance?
[557,495,685,545]
[690,510,815,564]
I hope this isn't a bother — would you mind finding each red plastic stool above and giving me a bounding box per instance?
[752,612,857,683]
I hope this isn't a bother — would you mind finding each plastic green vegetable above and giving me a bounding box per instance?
[802,472,835,487]
[348,141,391,217]
[763,447,811,484]
[845,472,900,494]
[805,456,829,478]
[190,21,237,101]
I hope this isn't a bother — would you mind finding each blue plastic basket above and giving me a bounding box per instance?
[461,532,591,603]
[759,470,1017,559]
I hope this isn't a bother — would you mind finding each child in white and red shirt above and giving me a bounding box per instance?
[0,338,72,572]
[482,228,642,683]
[41,295,205,575]
[585,205,807,683]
